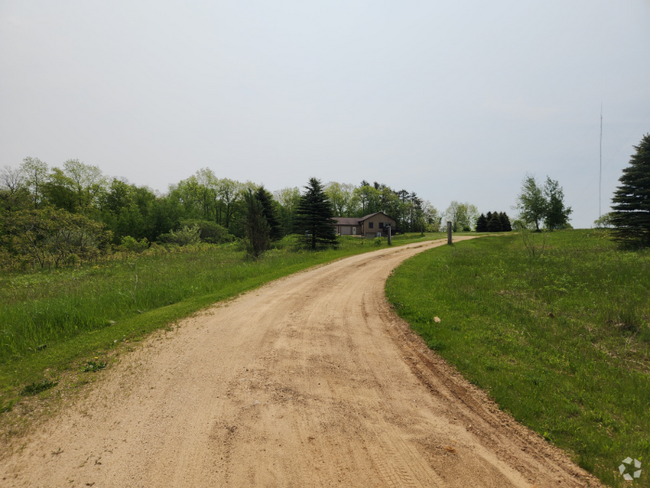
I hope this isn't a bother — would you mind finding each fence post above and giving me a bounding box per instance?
[387,225,392,245]
[447,221,452,245]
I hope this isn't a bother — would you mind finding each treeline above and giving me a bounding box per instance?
[0,159,443,269]
[0,159,269,269]
[476,212,512,232]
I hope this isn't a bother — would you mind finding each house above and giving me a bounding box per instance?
[333,212,396,238]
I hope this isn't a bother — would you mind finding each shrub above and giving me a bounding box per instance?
[158,225,201,246]
[120,236,149,253]
[1,206,112,269]
[179,219,235,244]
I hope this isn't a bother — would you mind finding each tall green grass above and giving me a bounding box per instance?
[386,230,650,487]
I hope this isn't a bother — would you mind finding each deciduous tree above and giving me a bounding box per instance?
[543,177,572,230]
[516,174,547,231]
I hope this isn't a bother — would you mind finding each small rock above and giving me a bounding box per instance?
[548,312,555,318]
[253,400,261,406]
[434,317,441,323]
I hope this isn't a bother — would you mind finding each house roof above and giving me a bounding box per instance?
[333,212,396,226]
[333,217,360,226]
[359,212,395,222]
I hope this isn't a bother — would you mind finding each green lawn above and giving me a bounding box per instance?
[0,232,452,422]
[386,230,650,487]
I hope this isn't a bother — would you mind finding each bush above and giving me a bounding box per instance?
[1,206,112,269]
[373,237,383,246]
[179,219,235,244]
[512,219,532,231]
[158,225,201,246]
[120,236,149,253]
[593,213,614,229]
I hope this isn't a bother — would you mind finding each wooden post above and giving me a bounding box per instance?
[387,225,392,245]
[447,221,452,245]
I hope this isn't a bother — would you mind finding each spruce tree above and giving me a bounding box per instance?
[499,212,512,232]
[487,212,502,232]
[486,211,492,222]
[611,133,650,245]
[476,213,488,232]
[254,186,283,241]
[293,177,338,249]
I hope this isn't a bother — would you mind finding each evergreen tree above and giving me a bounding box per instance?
[476,213,488,232]
[486,211,493,222]
[487,212,503,232]
[293,177,338,249]
[611,133,650,245]
[499,212,512,232]
[242,189,270,257]
[254,186,283,241]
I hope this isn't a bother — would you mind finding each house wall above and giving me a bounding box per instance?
[336,225,358,236]
[362,214,396,237]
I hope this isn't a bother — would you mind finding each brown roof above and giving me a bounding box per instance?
[333,217,360,226]
[359,212,395,222]
[333,212,396,226]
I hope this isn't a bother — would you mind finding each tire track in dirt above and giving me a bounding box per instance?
[0,238,603,487]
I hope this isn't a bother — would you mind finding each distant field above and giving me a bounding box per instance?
[0,232,451,420]
[386,230,650,487]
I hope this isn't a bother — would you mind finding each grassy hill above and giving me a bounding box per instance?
[387,230,650,487]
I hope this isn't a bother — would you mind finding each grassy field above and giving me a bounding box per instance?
[386,230,650,487]
[0,232,452,424]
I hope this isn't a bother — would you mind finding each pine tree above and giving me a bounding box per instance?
[254,186,283,241]
[487,212,502,232]
[486,211,492,222]
[293,177,338,249]
[611,134,650,245]
[242,189,270,257]
[499,212,512,232]
[476,213,488,232]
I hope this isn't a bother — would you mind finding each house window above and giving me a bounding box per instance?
[369,222,374,229]
[379,222,384,228]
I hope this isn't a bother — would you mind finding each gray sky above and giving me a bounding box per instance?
[1,0,649,228]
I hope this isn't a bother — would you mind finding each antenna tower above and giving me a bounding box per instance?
[599,104,603,218]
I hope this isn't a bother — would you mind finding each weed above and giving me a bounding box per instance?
[0,399,17,413]
[519,229,548,259]
[82,360,107,373]
[20,379,58,396]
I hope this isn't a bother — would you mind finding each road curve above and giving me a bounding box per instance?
[1,238,601,487]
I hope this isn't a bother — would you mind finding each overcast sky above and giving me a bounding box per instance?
[1,1,649,228]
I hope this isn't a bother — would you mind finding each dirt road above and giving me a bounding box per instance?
[1,238,601,487]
